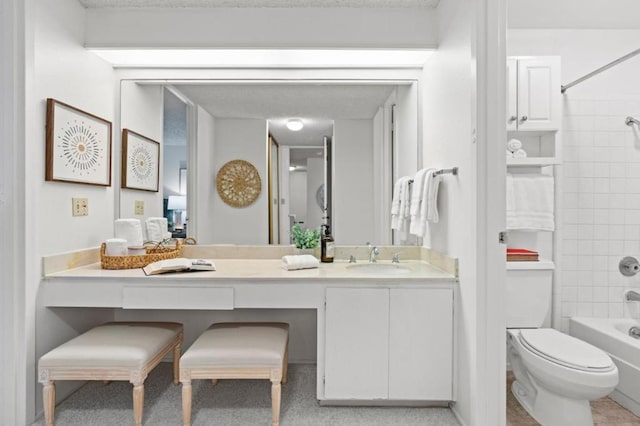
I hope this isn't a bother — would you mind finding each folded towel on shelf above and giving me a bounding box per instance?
[115,218,144,246]
[506,174,554,231]
[512,149,528,159]
[281,255,320,271]
[507,139,522,153]
[146,217,168,242]
[391,176,412,232]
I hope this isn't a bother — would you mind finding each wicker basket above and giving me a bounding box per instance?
[100,240,182,270]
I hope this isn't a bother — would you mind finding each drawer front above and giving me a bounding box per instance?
[123,286,234,309]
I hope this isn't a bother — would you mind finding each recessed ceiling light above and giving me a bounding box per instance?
[289,166,296,171]
[286,119,304,131]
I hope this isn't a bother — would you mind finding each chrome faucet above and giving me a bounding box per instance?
[367,242,379,263]
[625,290,640,302]
[392,253,401,264]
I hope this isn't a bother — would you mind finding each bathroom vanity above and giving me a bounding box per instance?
[41,246,458,405]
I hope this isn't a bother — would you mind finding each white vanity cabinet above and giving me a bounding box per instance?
[324,286,454,401]
[507,57,560,131]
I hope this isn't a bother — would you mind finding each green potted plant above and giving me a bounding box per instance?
[291,224,321,253]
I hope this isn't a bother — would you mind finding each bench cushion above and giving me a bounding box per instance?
[181,322,289,369]
[39,322,183,370]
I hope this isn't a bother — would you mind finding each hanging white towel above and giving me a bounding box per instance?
[427,172,442,223]
[409,168,435,236]
[391,176,412,232]
[506,174,555,231]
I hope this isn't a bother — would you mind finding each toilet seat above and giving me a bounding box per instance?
[517,329,615,373]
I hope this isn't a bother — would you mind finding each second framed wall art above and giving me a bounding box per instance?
[121,129,160,192]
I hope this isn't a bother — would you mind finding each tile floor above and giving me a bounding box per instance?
[507,372,640,426]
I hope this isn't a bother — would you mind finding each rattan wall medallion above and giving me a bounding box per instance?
[216,159,262,208]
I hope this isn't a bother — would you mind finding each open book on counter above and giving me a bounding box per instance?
[143,258,216,276]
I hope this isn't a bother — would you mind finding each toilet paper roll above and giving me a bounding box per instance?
[104,238,128,256]
[507,139,522,153]
[115,218,144,246]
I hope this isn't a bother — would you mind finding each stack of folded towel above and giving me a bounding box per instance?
[506,138,527,159]
[281,255,319,271]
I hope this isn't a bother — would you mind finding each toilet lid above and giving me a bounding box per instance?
[519,329,614,372]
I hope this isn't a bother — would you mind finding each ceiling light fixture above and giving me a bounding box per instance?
[286,119,304,131]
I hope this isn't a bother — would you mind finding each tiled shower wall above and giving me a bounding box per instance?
[559,98,640,331]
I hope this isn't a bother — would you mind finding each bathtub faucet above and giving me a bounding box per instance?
[625,290,640,302]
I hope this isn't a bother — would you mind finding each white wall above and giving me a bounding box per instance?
[163,145,186,196]
[305,157,324,232]
[333,119,375,245]
[509,29,640,331]
[84,8,438,49]
[422,0,478,424]
[289,171,308,226]
[211,118,268,244]
[30,0,118,420]
[119,81,164,224]
[194,106,216,243]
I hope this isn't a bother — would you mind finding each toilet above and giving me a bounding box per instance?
[506,273,618,426]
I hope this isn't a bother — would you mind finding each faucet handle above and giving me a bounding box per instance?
[349,255,357,263]
[392,253,401,263]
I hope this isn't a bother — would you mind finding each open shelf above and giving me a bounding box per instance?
[506,259,555,271]
[507,158,559,167]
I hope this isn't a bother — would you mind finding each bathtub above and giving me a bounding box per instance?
[570,317,640,416]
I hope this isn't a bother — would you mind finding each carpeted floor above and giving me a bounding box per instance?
[32,363,461,426]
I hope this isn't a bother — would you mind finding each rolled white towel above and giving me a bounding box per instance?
[507,139,522,153]
[146,217,168,242]
[513,149,528,159]
[104,238,128,256]
[115,218,144,246]
[506,150,514,158]
[281,254,319,271]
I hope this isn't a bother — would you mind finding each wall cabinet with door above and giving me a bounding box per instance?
[323,286,454,402]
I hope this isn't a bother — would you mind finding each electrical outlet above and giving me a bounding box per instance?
[134,200,144,215]
[72,198,88,216]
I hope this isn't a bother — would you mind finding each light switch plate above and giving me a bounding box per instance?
[134,200,144,215]
[72,198,88,216]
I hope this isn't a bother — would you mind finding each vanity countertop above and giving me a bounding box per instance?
[44,259,456,282]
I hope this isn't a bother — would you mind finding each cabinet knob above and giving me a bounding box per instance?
[520,115,528,122]
[509,115,517,122]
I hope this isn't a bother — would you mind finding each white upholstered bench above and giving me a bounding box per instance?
[38,321,183,426]
[180,322,289,426]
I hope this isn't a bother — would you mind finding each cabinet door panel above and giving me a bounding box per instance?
[507,58,518,131]
[324,287,389,399]
[517,57,560,130]
[389,288,453,400]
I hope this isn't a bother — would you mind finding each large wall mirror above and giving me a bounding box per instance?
[119,80,420,246]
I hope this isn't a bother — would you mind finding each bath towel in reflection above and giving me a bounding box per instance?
[146,217,168,242]
[506,174,554,231]
[281,255,320,271]
[391,176,412,233]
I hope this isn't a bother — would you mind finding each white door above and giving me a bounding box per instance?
[517,57,560,131]
[388,288,453,400]
[324,287,389,399]
[506,58,518,131]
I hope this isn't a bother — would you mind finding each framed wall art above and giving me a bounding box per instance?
[45,98,112,186]
[121,129,160,192]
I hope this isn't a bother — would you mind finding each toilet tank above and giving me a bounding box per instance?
[506,265,553,328]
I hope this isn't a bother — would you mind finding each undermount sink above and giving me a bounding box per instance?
[346,263,411,275]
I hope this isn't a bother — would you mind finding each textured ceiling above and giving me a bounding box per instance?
[171,83,397,146]
[79,0,439,8]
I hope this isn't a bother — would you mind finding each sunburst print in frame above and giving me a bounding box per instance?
[45,98,112,186]
[121,129,160,192]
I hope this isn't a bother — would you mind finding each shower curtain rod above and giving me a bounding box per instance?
[561,47,640,94]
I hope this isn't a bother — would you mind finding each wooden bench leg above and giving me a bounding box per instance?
[282,346,289,385]
[132,383,144,426]
[211,379,218,386]
[182,380,192,426]
[43,381,55,426]
[271,380,281,426]
[173,343,181,386]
